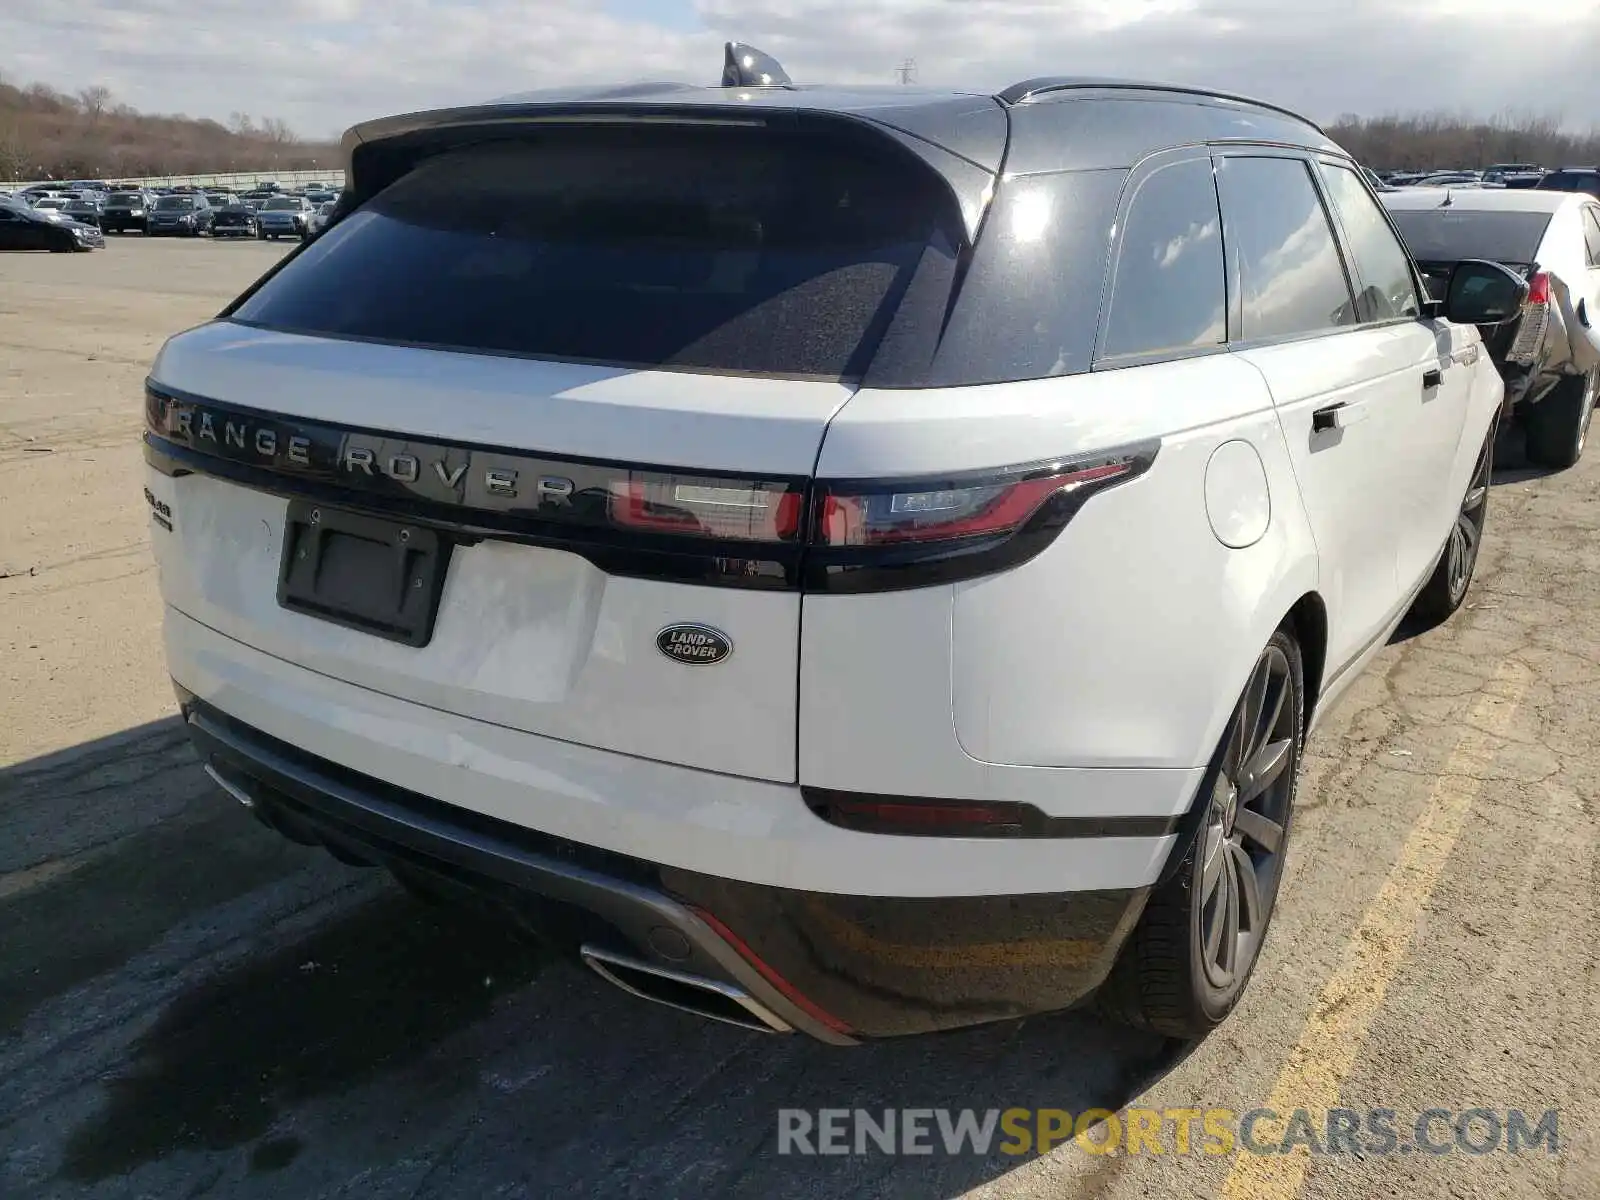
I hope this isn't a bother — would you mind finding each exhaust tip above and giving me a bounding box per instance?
[579,944,792,1034]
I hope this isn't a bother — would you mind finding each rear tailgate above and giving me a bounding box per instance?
[145,120,969,784]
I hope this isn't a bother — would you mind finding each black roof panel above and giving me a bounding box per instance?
[1005,92,1342,175]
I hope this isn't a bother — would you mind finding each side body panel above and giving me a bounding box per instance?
[803,356,1320,796]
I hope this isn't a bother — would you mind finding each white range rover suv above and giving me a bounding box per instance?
[144,48,1519,1043]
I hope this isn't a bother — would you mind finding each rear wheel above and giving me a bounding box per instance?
[1102,629,1303,1039]
[1524,368,1596,469]
[1410,419,1493,625]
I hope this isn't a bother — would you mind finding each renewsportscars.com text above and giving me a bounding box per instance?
[776,1106,1560,1158]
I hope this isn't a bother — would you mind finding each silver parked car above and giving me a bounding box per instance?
[256,196,313,240]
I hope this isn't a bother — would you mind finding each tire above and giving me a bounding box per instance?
[1102,627,1304,1039]
[1524,368,1597,469]
[1410,418,1494,626]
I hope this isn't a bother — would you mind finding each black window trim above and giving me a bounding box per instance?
[1209,147,1364,352]
[1089,145,1232,371]
[1312,155,1427,330]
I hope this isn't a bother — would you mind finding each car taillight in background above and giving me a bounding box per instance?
[1507,270,1550,365]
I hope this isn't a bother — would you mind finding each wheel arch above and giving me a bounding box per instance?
[1284,591,1328,730]
[1156,598,1321,886]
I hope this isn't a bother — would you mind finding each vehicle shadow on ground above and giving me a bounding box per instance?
[0,723,1184,1200]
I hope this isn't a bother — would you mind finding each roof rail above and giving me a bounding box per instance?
[996,77,1323,134]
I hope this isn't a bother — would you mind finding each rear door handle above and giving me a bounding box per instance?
[1422,368,1443,390]
[1312,402,1369,433]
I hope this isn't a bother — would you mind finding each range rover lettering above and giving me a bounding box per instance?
[146,46,1513,1042]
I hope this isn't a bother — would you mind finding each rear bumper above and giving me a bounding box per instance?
[184,694,1148,1038]
[163,605,1183,898]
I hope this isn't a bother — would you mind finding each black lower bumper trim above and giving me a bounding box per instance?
[183,697,1148,1039]
[185,703,854,1044]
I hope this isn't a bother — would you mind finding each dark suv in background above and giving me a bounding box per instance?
[147,193,215,237]
[1536,168,1600,198]
[102,191,157,234]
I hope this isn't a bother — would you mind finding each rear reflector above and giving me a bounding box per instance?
[802,787,1183,839]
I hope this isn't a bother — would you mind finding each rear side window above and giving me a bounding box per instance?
[1218,157,1357,341]
[1319,163,1420,322]
[1099,157,1226,361]
[231,131,962,381]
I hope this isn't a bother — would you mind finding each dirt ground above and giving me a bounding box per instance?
[1,237,1597,1200]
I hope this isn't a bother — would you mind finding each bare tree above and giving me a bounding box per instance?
[259,117,297,145]
[78,85,112,122]
[0,118,33,181]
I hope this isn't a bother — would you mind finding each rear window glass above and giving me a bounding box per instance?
[262,197,301,211]
[1538,172,1600,195]
[155,196,196,210]
[1389,210,1553,266]
[231,131,962,381]
[109,193,141,204]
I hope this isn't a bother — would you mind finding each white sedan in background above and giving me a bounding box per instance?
[1386,187,1600,466]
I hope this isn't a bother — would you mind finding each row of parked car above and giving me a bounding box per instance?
[1375,164,1600,194]
[0,179,340,248]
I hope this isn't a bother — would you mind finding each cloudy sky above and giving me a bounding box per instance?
[2,0,1598,140]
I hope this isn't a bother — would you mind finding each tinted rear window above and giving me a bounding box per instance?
[1389,209,1553,265]
[155,196,196,210]
[231,131,962,380]
[109,193,141,204]
[1538,172,1600,196]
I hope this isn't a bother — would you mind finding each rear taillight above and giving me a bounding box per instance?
[146,384,1155,593]
[805,444,1157,591]
[608,475,803,542]
[815,463,1129,547]
[1508,269,1550,365]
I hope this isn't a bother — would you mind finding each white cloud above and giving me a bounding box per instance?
[1,0,1597,140]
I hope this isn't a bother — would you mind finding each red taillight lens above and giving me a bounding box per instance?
[609,476,803,541]
[1508,271,1551,365]
[813,460,1138,547]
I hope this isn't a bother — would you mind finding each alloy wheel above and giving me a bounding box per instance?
[1447,432,1493,604]
[1198,645,1297,995]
